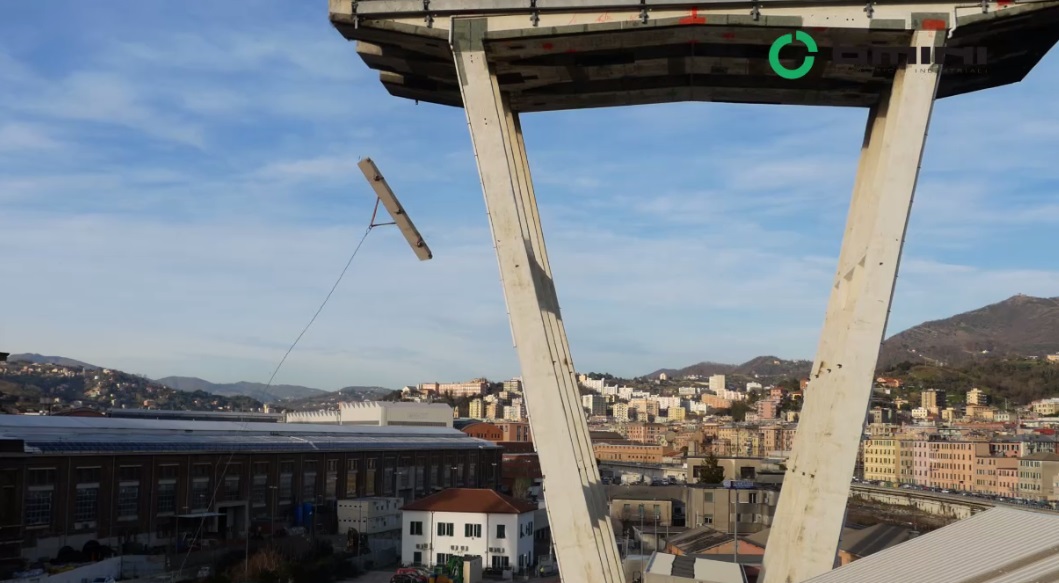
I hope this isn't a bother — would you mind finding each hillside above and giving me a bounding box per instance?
[0,360,263,413]
[282,386,396,410]
[880,358,1059,406]
[156,376,327,404]
[9,353,99,369]
[649,356,812,383]
[878,294,1059,368]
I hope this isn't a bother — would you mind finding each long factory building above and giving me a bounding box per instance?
[0,416,501,564]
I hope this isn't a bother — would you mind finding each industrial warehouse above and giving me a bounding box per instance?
[0,416,501,566]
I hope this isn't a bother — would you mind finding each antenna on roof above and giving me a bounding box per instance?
[357,158,433,261]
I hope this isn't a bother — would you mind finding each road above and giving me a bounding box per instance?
[851,483,1059,514]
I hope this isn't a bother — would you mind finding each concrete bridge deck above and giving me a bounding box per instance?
[329,0,1059,111]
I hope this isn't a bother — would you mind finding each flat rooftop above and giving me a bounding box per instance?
[328,0,1059,111]
[0,415,499,455]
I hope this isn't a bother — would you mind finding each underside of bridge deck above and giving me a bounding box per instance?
[330,0,1059,111]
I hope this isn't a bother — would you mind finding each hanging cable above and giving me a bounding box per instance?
[263,223,374,390]
[174,209,381,579]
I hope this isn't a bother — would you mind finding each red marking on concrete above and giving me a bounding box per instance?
[542,42,554,50]
[679,7,707,24]
[996,0,1012,6]
[921,19,947,30]
[596,12,612,22]
[688,39,699,45]
[565,48,577,54]
[810,27,829,32]
[721,32,736,40]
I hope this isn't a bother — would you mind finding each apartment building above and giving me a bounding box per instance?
[1018,453,1059,501]
[593,442,664,463]
[863,438,899,483]
[419,380,489,399]
[974,455,1020,497]
[582,394,606,417]
[401,488,537,571]
[627,422,666,444]
[929,441,989,492]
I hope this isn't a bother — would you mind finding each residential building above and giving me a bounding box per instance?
[419,380,489,399]
[400,488,537,571]
[921,390,946,414]
[468,399,484,419]
[967,388,989,406]
[593,442,664,463]
[582,394,606,417]
[1018,453,1059,501]
[863,438,898,483]
[757,399,779,420]
[612,403,631,422]
[973,455,1019,496]
[627,423,666,444]
[709,375,726,393]
[494,422,532,443]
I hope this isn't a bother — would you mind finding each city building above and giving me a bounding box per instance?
[709,375,726,393]
[285,402,454,427]
[967,388,989,406]
[0,416,500,562]
[582,394,606,417]
[419,380,489,399]
[400,488,537,571]
[921,390,946,414]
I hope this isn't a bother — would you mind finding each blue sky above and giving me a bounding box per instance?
[2,2,1058,390]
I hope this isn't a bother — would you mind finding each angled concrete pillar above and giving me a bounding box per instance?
[762,29,944,583]
[450,17,626,583]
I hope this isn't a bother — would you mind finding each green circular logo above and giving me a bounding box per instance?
[769,30,818,79]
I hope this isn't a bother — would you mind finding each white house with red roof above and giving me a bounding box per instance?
[401,488,538,572]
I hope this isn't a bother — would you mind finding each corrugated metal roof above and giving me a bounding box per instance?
[645,552,747,583]
[803,507,1059,583]
[0,415,498,454]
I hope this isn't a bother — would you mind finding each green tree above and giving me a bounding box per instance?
[730,401,752,422]
[696,453,726,484]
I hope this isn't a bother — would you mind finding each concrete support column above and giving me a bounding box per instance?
[762,29,944,583]
[451,17,625,583]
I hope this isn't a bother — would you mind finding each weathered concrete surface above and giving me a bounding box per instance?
[329,0,1059,111]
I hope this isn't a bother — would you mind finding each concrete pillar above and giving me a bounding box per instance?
[761,29,944,583]
[450,17,625,583]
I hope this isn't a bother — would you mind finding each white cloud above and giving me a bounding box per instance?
[2,3,1058,389]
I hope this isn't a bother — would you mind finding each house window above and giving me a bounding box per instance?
[191,480,210,511]
[465,523,482,538]
[75,486,99,522]
[157,482,176,514]
[225,475,241,499]
[252,475,267,507]
[346,459,359,496]
[413,551,422,565]
[437,553,450,566]
[410,521,423,536]
[117,484,139,520]
[491,556,510,569]
[437,522,454,536]
[496,524,506,539]
[279,473,293,504]
[25,489,52,526]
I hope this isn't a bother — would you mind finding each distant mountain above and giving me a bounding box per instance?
[0,360,262,413]
[649,356,812,382]
[878,294,1059,368]
[9,353,99,369]
[155,376,327,404]
[282,386,396,410]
